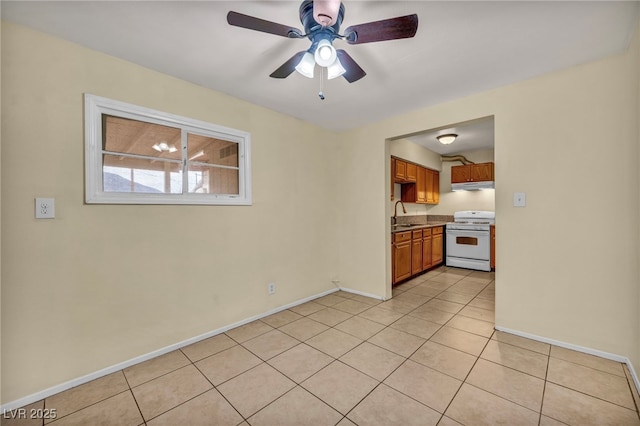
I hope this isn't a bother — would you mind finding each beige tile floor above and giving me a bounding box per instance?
[4,266,640,426]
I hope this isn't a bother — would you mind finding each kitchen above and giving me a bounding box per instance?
[389,116,496,285]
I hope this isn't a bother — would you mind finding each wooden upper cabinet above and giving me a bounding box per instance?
[405,163,417,182]
[471,162,494,182]
[416,166,427,203]
[451,165,471,183]
[394,159,407,181]
[432,172,440,204]
[393,157,439,205]
[401,165,439,205]
[426,169,440,204]
[393,158,416,183]
[391,158,395,201]
[451,162,494,183]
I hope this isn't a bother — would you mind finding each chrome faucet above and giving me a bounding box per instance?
[393,200,407,225]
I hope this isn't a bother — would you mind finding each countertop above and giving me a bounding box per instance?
[391,222,448,233]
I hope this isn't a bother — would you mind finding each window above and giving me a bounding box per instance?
[84,94,251,205]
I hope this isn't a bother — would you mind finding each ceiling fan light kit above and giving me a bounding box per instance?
[314,38,337,67]
[326,59,347,80]
[227,0,419,90]
[294,52,316,78]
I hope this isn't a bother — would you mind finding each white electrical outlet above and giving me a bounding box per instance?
[35,198,55,219]
[267,282,276,295]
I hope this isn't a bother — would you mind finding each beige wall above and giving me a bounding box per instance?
[636,18,640,372]
[0,16,4,406]
[1,22,340,402]
[340,19,640,364]
[2,17,640,405]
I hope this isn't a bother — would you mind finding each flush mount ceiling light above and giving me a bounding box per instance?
[152,142,177,153]
[437,134,458,145]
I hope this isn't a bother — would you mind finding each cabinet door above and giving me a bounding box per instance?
[432,172,440,204]
[391,158,395,201]
[432,227,444,265]
[416,166,427,203]
[393,240,412,283]
[422,234,432,270]
[393,231,412,283]
[426,169,440,205]
[424,168,433,204]
[405,162,417,182]
[395,159,407,182]
[411,237,423,275]
[471,162,494,182]
[451,165,471,183]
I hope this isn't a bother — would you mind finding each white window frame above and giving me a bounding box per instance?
[84,94,252,205]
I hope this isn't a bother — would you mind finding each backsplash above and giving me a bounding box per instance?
[393,214,453,225]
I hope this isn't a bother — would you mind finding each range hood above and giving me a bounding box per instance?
[451,181,495,191]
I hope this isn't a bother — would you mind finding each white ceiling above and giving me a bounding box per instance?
[3,1,639,154]
[399,116,495,156]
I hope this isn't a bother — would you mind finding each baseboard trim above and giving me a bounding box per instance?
[1,287,340,412]
[495,326,640,396]
[338,286,386,301]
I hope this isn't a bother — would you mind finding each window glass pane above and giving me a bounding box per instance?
[187,133,238,168]
[188,163,239,195]
[86,94,251,205]
[103,154,182,193]
[103,115,182,160]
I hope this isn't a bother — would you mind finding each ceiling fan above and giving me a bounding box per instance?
[227,0,418,83]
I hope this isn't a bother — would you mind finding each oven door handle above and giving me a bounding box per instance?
[446,229,489,236]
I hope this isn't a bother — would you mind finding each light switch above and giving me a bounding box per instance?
[513,192,526,207]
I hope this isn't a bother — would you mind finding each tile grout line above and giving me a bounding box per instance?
[121,369,147,425]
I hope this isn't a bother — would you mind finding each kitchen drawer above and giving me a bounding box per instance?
[412,230,423,239]
[422,228,432,237]
[394,231,412,243]
[432,226,443,235]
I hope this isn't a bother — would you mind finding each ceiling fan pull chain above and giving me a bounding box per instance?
[319,66,325,100]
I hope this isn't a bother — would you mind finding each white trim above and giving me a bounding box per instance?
[338,286,386,301]
[495,326,640,395]
[1,288,339,412]
[84,94,252,205]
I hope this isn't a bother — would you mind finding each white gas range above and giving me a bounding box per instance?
[446,211,495,271]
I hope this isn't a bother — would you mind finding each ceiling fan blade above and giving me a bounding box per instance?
[270,51,307,79]
[344,14,418,44]
[227,11,303,38]
[336,50,366,83]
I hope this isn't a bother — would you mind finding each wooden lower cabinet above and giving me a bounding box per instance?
[392,231,412,284]
[411,230,423,276]
[392,226,444,285]
[422,229,433,270]
[432,226,443,265]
